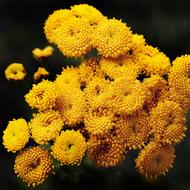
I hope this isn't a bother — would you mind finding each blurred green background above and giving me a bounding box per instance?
[0,0,190,189]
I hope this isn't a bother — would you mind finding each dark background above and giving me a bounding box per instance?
[0,0,190,190]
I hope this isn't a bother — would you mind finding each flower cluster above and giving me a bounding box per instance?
[3,4,190,186]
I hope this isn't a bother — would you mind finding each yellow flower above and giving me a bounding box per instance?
[14,146,54,187]
[25,80,57,111]
[135,142,175,179]
[106,77,146,115]
[100,57,140,80]
[169,54,190,111]
[92,18,132,58]
[87,134,127,167]
[84,115,114,135]
[32,46,54,60]
[44,9,74,43]
[54,17,92,58]
[5,63,26,81]
[33,67,49,81]
[54,66,80,89]
[138,45,171,76]
[29,110,63,144]
[3,119,30,153]
[143,75,169,112]
[78,58,105,87]
[54,87,86,126]
[150,100,186,144]
[70,4,107,29]
[123,111,151,150]
[52,130,86,165]
[84,77,110,109]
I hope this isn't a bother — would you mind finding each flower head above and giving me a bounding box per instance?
[70,4,107,29]
[5,63,26,81]
[33,67,49,81]
[44,9,74,43]
[135,142,175,179]
[169,55,190,111]
[150,100,186,144]
[14,146,54,187]
[54,17,92,57]
[52,130,86,165]
[29,110,63,144]
[32,46,54,60]
[92,18,132,58]
[25,80,57,111]
[3,119,30,153]
[87,135,127,167]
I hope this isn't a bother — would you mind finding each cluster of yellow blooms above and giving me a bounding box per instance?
[3,4,190,187]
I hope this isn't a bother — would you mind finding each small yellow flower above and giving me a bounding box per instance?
[150,100,186,144]
[32,46,54,60]
[100,57,140,80]
[78,58,105,87]
[123,111,151,150]
[14,146,54,187]
[138,45,171,76]
[106,77,146,115]
[70,4,107,29]
[143,75,169,112]
[169,54,190,111]
[92,18,132,58]
[55,17,92,58]
[55,87,86,127]
[84,77,110,109]
[25,80,57,111]
[52,130,86,165]
[29,110,63,144]
[44,9,74,43]
[33,67,49,81]
[87,134,127,167]
[84,115,114,135]
[3,119,30,153]
[5,63,26,81]
[135,142,175,179]
[54,66,80,89]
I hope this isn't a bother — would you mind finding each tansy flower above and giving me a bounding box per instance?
[87,135,127,167]
[32,46,54,61]
[123,111,151,150]
[106,77,146,115]
[54,17,92,58]
[44,9,75,43]
[3,118,30,153]
[137,45,171,76]
[54,87,86,126]
[78,58,105,88]
[14,146,54,187]
[52,130,86,165]
[150,100,186,144]
[5,63,26,81]
[100,57,140,80]
[169,55,190,111]
[25,80,57,111]
[142,75,169,112]
[70,4,107,29]
[84,115,114,135]
[92,18,132,58]
[54,66,80,89]
[135,142,175,179]
[84,77,110,109]
[29,110,63,144]
[33,67,49,81]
